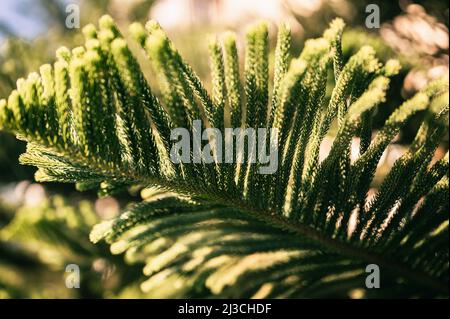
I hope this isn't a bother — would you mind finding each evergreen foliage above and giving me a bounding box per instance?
[0,16,448,298]
[0,197,144,298]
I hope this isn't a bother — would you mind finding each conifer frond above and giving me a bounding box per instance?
[0,16,448,298]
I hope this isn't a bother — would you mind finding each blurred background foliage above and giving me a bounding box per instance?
[0,195,145,298]
[0,0,448,298]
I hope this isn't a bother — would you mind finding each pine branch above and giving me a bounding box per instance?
[0,16,448,298]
